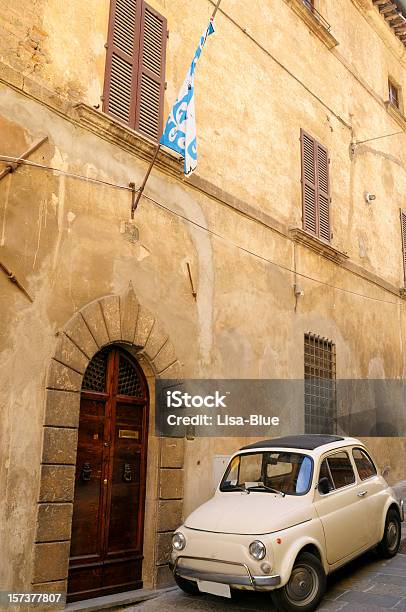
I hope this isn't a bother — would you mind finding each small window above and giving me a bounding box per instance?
[352,448,377,481]
[319,451,355,494]
[327,451,356,489]
[319,458,334,493]
[388,80,400,109]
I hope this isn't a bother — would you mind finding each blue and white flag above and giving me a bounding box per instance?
[160,20,215,175]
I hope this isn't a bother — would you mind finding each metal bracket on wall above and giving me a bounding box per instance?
[186,262,197,300]
[0,261,33,302]
[129,182,141,219]
[0,136,48,182]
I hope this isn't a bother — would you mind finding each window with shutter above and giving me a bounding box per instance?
[400,210,406,286]
[300,129,331,242]
[103,0,167,141]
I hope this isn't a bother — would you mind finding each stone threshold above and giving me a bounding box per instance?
[64,586,176,611]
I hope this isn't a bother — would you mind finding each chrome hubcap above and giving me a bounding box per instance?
[285,564,319,606]
[387,520,399,551]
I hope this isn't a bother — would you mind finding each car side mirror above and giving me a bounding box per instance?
[318,477,330,495]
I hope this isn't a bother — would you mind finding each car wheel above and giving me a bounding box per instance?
[271,552,326,612]
[174,573,202,596]
[377,509,401,558]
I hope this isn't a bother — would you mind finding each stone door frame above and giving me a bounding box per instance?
[31,286,184,596]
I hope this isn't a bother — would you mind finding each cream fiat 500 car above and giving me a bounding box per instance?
[170,435,404,611]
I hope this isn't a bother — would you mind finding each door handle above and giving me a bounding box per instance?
[123,463,132,482]
[81,462,92,481]
[357,490,367,497]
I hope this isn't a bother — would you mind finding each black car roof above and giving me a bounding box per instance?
[240,435,345,451]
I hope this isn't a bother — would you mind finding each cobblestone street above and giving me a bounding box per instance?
[126,551,406,611]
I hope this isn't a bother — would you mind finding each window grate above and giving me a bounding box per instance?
[118,354,145,397]
[82,349,109,392]
[304,333,336,434]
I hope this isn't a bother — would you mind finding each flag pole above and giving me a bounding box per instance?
[210,0,223,19]
[131,0,223,218]
[131,143,161,217]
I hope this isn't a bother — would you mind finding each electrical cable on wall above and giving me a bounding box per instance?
[0,154,404,307]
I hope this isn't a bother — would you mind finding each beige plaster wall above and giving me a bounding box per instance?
[0,0,405,596]
[0,1,405,287]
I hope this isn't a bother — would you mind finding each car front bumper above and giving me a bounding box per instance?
[170,556,281,590]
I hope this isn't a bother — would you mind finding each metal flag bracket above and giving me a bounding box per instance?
[0,136,48,182]
[0,260,33,303]
[132,181,140,219]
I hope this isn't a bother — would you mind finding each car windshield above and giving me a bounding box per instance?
[220,451,313,496]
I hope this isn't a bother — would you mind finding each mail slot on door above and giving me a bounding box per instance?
[119,429,139,439]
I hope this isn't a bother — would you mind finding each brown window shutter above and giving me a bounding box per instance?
[400,210,406,285]
[134,2,167,141]
[103,0,142,126]
[316,143,330,242]
[301,130,317,236]
[103,0,167,140]
[300,130,331,242]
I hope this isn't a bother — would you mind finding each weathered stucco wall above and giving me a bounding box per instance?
[0,0,406,598]
[1,0,406,287]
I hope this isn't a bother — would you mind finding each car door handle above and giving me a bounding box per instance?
[357,490,367,497]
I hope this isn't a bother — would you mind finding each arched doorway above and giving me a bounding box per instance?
[67,346,149,602]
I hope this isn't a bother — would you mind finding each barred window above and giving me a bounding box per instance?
[304,333,336,434]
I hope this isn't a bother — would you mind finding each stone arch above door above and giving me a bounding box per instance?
[32,285,184,596]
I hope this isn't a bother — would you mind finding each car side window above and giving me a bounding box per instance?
[352,448,377,481]
[319,459,334,493]
[327,451,356,489]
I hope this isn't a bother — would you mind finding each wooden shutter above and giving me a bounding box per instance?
[135,2,167,141]
[103,0,166,141]
[400,210,406,285]
[103,0,142,125]
[301,130,317,235]
[317,143,330,241]
[300,130,331,242]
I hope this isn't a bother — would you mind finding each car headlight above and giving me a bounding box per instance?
[172,532,186,551]
[249,540,266,560]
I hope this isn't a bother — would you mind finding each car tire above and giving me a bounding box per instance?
[377,508,401,559]
[271,552,326,612]
[174,574,202,596]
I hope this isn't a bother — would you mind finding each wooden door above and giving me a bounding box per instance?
[68,347,149,602]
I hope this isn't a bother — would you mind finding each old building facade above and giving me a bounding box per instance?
[0,0,406,605]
